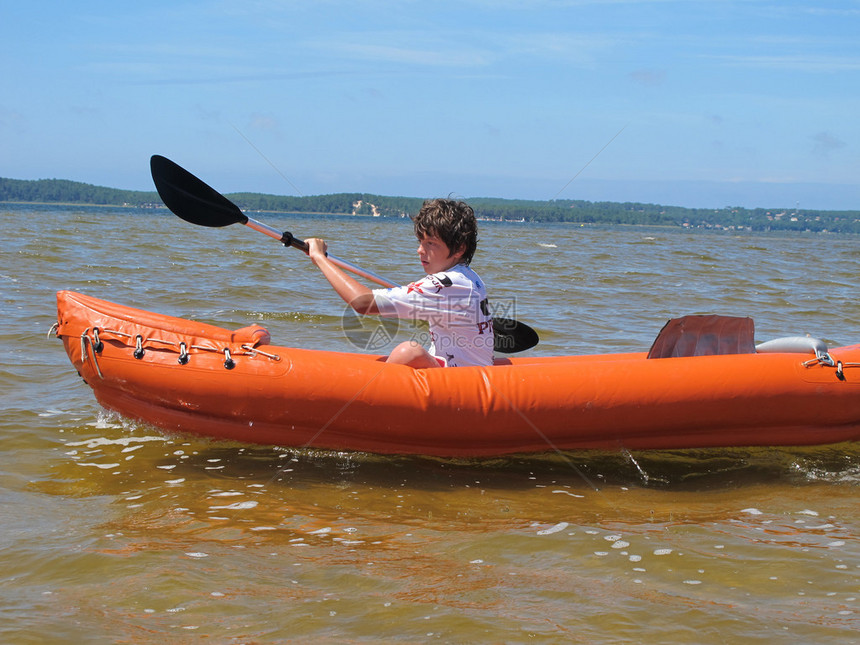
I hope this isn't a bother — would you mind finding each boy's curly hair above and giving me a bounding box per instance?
[412,198,478,266]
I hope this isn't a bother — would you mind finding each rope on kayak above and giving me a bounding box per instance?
[802,352,860,382]
[241,344,281,361]
[91,327,104,352]
[74,326,281,374]
[80,328,104,379]
[832,360,860,382]
[801,352,835,368]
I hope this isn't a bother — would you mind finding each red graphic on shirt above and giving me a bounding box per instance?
[406,274,452,294]
[406,280,425,294]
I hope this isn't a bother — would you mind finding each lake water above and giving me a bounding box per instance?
[2,204,858,643]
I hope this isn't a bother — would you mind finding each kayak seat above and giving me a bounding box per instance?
[231,324,271,347]
[647,315,755,359]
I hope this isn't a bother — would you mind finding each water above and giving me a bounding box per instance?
[2,205,858,643]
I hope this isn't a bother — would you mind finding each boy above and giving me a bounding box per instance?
[306,198,493,368]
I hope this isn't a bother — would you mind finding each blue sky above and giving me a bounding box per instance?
[2,1,859,209]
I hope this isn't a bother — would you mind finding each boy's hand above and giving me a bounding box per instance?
[305,238,328,263]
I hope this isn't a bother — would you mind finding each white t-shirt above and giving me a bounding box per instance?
[372,264,493,367]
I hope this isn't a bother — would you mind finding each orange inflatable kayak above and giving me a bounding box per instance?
[55,290,860,456]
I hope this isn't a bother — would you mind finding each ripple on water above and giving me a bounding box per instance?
[4,208,860,642]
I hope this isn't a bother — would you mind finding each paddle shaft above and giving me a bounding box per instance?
[244,216,397,288]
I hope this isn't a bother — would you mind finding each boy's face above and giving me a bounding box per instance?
[416,233,464,274]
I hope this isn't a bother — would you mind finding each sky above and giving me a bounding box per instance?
[2,1,859,210]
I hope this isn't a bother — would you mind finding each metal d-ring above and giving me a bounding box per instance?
[178,342,189,365]
[133,335,145,359]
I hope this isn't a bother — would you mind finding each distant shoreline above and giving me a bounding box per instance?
[2,176,859,233]
[4,201,859,237]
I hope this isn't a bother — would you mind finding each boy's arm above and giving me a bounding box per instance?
[306,238,380,315]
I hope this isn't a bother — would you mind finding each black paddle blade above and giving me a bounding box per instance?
[493,317,539,354]
[150,155,248,228]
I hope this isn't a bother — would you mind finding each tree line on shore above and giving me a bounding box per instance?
[2,176,859,233]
